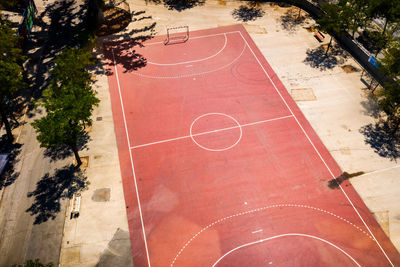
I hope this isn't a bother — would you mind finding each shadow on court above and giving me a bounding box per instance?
[232,4,265,22]
[0,137,22,190]
[360,121,400,161]
[303,44,348,71]
[26,164,89,224]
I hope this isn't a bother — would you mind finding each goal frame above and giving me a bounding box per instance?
[164,26,189,45]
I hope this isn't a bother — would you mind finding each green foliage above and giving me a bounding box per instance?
[0,0,24,11]
[378,81,400,127]
[0,15,26,141]
[317,1,352,36]
[11,258,53,267]
[347,0,371,36]
[0,15,25,100]
[367,0,400,32]
[381,43,400,79]
[32,47,99,160]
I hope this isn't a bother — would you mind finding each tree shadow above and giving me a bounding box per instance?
[0,137,22,189]
[43,131,90,162]
[359,121,400,161]
[328,171,365,189]
[278,7,307,33]
[24,0,90,118]
[145,0,204,11]
[232,5,265,22]
[100,10,157,75]
[360,93,381,119]
[26,164,89,224]
[303,44,348,71]
[163,0,205,11]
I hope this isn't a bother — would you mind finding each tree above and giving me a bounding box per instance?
[378,80,400,134]
[347,0,370,37]
[381,43,400,78]
[12,259,53,267]
[32,47,99,166]
[0,15,26,142]
[367,0,400,36]
[317,1,352,56]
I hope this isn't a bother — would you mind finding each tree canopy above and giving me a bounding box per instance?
[0,15,26,142]
[32,47,99,166]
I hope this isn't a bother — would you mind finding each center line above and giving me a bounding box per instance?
[130,115,293,149]
[252,229,263,234]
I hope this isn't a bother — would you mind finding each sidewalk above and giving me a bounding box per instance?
[56,1,400,266]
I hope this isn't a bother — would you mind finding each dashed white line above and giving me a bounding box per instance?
[170,203,372,266]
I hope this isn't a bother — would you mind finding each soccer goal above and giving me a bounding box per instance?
[164,26,189,45]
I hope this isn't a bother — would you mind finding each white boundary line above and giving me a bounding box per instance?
[236,31,394,266]
[355,165,400,179]
[211,234,361,267]
[169,203,372,266]
[147,34,227,66]
[130,115,293,149]
[112,49,151,267]
[130,39,246,79]
[142,31,240,46]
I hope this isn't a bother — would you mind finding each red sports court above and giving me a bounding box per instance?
[104,25,400,266]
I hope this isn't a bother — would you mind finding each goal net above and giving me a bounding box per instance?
[164,26,189,45]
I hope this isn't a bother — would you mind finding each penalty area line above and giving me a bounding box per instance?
[130,115,293,149]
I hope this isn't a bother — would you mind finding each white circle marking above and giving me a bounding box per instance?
[189,113,243,152]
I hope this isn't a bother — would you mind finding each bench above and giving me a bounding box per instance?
[70,193,81,219]
[314,31,325,42]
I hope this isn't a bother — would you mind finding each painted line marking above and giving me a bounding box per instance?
[142,30,241,46]
[211,234,360,267]
[129,40,246,79]
[251,229,263,234]
[237,30,394,266]
[112,49,151,267]
[130,115,293,149]
[190,113,242,152]
[170,203,372,266]
[147,34,227,66]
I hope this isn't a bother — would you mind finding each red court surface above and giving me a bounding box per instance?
[104,25,400,266]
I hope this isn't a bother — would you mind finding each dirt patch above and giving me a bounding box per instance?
[291,88,316,101]
[304,26,315,32]
[60,246,80,265]
[92,188,111,202]
[75,156,89,168]
[341,64,360,73]
[98,7,131,36]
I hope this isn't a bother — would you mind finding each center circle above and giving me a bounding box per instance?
[189,113,242,152]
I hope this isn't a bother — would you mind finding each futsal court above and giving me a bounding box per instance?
[104,25,400,266]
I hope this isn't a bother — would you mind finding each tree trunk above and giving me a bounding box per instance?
[0,104,13,143]
[71,144,82,167]
[325,36,333,57]
[382,18,388,36]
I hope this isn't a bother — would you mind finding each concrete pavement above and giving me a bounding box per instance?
[1,1,399,266]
